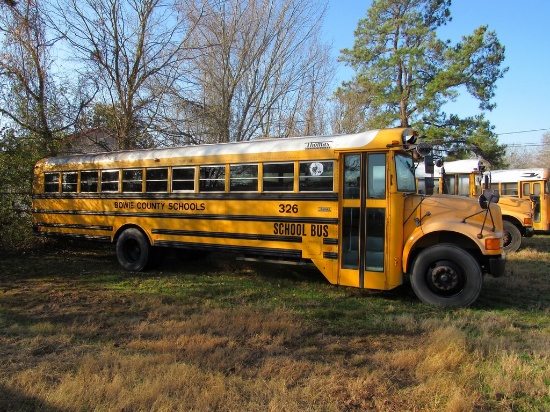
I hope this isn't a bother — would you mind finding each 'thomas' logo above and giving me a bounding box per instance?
[305,141,331,149]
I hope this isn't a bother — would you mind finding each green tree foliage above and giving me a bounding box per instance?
[337,0,508,166]
[0,127,44,251]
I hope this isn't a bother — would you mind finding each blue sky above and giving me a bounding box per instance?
[324,1,550,147]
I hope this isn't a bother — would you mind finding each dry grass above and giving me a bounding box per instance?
[0,238,549,411]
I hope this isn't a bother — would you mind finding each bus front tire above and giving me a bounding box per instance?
[410,244,482,308]
[502,220,521,253]
[116,228,151,271]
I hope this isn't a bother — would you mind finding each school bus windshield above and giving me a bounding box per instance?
[395,154,416,192]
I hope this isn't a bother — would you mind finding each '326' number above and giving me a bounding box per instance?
[278,204,298,213]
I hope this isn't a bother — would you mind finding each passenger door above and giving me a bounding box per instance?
[339,153,387,288]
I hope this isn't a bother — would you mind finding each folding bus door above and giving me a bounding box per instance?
[339,153,387,289]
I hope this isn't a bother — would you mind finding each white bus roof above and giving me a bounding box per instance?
[39,130,388,167]
[415,159,485,178]
[489,168,549,182]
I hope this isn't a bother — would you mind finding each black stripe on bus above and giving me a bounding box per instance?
[33,192,339,201]
[323,238,338,245]
[32,209,339,225]
[34,222,113,231]
[152,229,301,243]
[154,240,302,259]
[323,252,338,260]
[35,232,111,242]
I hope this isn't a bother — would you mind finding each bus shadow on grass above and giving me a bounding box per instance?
[0,384,63,412]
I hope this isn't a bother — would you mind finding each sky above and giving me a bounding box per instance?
[324,0,550,148]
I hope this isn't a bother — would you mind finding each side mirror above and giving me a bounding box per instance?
[424,155,434,174]
[416,142,431,157]
[478,189,500,209]
[424,176,434,195]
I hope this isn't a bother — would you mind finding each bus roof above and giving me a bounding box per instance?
[438,159,485,174]
[37,128,414,169]
[489,168,550,182]
[415,159,484,179]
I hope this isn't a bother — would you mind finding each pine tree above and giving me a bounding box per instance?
[337,0,508,166]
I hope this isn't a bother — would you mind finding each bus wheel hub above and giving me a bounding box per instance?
[431,266,459,290]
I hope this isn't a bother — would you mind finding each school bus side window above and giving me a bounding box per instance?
[263,162,294,192]
[502,182,517,196]
[146,168,168,192]
[101,170,119,192]
[123,169,143,192]
[62,172,78,193]
[299,161,333,192]
[172,167,195,192]
[44,172,60,193]
[230,164,258,192]
[200,166,225,192]
[80,171,98,192]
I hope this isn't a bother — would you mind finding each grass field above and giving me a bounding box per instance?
[1,236,549,411]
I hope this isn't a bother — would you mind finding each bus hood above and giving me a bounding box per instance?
[405,194,504,239]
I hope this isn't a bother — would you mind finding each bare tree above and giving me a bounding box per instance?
[0,0,92,155]
[503,133,550,169]
[504,145,535,169]
[51,0,201,149]
[180,0,333,143]
[533,132,550,168]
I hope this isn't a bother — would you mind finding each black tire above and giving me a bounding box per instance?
[410,244,482,308]
[116,228,151,271]
[502,220,522,253]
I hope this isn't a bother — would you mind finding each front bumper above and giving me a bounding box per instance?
[523,227,535,238]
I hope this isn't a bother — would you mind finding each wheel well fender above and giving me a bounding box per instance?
[113,224,152,245]
[502,215,521,227]
[404,231,479,274]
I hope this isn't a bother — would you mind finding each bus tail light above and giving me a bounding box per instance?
[524,217,532,225]
[485,238,501,251]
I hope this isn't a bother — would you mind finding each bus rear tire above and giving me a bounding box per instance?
[116,228,151,271]
[411,244,482,308]
[502,220,521,253]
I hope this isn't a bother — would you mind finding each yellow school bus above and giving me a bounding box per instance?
[416,159,534,252]
[486,168,549,234]
[32,128,505,307]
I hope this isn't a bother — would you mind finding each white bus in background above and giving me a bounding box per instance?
[487,168,549,233]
